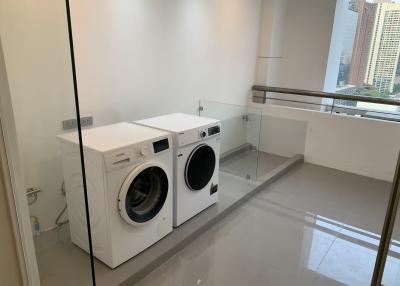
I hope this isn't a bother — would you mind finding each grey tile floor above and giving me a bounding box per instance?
[34,161,400,286]
[136,163,400,286]
[34,172,260,286]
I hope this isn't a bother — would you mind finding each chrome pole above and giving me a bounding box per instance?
[371,151,400,286]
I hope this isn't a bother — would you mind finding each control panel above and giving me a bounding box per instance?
[208,125,221,136]
[199,125,220,140]
[104,138,170,171]
[177,124,221,147]
[153,138,169,153]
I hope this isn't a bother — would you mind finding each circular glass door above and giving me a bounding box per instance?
[185,144,216,191]
[119,165,168,225]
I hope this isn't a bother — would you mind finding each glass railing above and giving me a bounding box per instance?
[251,86,400,286]
[199,100,302,182]
[199,100,262,180]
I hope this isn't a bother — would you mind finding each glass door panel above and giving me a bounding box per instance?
[0,3,95,285]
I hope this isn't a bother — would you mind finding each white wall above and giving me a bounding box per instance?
[0,0,262,231]
[255,0,288,85]
[0,0,77,232]
[251,103,400,182]
[71,0,261,124]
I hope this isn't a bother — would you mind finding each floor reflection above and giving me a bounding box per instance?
[137,163,400,286]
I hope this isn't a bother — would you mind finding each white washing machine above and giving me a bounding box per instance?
[57,122,173,268]
[135,113,221,227]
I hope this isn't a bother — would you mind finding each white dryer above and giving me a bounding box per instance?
[57,122,173,268]
[135,113,221,227]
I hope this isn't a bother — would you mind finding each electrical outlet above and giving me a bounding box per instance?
[62,116,93,130]
[80,116,93,127]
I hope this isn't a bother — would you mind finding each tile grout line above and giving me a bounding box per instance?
[315,209,349,272]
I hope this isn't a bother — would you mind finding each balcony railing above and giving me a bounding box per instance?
[252,85,400,106]
[252,85,400,122]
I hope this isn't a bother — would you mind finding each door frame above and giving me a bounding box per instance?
[0,37,41,286]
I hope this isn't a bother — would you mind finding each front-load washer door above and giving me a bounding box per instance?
[118,163,169,226]
[185,144,216,191]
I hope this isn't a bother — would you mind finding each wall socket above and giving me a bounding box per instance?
[62,116,93,130]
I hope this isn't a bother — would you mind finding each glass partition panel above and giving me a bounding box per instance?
[257,113,306,179]
[199,100,262,181]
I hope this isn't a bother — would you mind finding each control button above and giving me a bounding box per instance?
[200,131,207,138]
[140,146,150,156]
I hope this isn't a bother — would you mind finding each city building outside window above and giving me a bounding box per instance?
[337,0,400,110]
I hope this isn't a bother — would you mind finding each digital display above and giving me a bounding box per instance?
[153,138,169,153]
[208,126,221,136]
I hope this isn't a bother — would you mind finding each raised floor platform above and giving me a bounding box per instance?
[220,148,289,181]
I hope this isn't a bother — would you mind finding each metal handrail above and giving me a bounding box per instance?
[371,152,400,286]
[252,85,400,107]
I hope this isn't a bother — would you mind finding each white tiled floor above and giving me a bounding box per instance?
[136,163,400,286]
